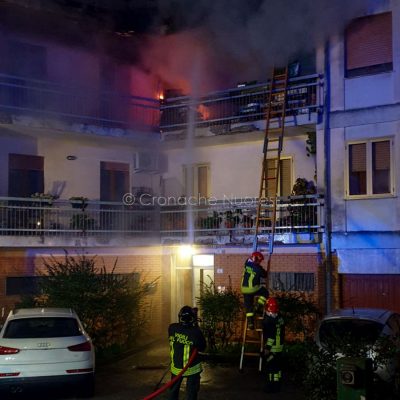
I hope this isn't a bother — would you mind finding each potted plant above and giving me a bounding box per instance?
[224,210,241,229]
[69,196,88,210]
[31,193,59,206]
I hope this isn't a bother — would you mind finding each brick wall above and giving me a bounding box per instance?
[214,252,323,308]
[0,250,169,338]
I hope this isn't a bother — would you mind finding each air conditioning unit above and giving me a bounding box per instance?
[133,152,159,173]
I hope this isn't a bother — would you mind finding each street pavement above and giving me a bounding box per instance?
[1,339,306,400]
[93,339,306,400]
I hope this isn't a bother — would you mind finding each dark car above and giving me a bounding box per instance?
[315,308,400,386]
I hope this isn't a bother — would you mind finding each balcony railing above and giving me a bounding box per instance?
[0,73,160,132]
[0,196,324,244]
[160,73,323,132]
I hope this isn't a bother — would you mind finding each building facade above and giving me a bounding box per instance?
[0,1,399,340]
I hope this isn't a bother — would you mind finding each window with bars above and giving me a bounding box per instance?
[345,12,393,77]
[269,272,315,292]
[347,139,393,197]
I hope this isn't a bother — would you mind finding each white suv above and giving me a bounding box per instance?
[0,308,95,397]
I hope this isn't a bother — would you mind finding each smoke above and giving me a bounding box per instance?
[140,0,384,93]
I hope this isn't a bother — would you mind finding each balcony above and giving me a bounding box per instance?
[0,73,160,136]
[160,73,323,138]
[0,195,324,247]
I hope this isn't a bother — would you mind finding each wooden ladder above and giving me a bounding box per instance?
[253,66,289,273]
[239,310,264,372]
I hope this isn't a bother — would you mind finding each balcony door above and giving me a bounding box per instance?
[8,154,44,198]
[100,161,129,202]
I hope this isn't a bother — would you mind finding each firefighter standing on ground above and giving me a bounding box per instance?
[240,251,269,329]
[168,306,206,400]
[263,297,285,393]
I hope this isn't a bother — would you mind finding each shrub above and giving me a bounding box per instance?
[197,279,242,353]
[274,291,321,340]
[18,253,157,354]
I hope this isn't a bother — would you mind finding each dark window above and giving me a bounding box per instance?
[7,41,47,79]
[8,154,44,197]
[100,161,129,202]
[6,276,42,296]
[4,317,81,338]
[269,272,314,292]
[6,273,139,296]
[345,12,392,77]
[349,143,367,195]
[347,140,391,197]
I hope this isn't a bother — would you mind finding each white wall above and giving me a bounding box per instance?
[162,134,316,199]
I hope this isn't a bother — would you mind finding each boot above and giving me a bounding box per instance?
[247,316,254,330]
[254,302,264,315]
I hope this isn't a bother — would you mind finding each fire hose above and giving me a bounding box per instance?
[141,348,199,400]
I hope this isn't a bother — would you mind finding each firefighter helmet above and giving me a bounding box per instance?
[251,251,264,263]
[265,297,279,314]
[178,306,196,326]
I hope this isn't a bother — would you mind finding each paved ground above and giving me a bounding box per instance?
[93,339,306,400]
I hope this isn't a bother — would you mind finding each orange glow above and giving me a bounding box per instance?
[198,104,210,120]
[158,92,164,101]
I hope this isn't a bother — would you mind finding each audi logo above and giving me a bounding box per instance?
[37,342,51,348]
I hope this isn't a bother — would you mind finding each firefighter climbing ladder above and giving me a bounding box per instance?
[239,67,289,372]
[253,66,289,272]
[239,298,265,372]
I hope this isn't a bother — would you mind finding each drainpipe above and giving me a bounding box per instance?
[324,40,333,314]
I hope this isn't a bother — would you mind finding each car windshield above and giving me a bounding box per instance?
[3,317,81,338]
[319,318,383,350]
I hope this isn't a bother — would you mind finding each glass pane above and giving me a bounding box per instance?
[372,141,390,194]
[349,143,367,195]
[4,317,81,339]
[319,319,383,350]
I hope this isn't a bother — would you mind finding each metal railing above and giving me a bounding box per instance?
[0,73,160,131]
[160,73,323,131]
[0,196,324,241]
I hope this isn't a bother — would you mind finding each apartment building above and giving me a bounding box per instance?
[0,1,398,338]
[317,2,400,311]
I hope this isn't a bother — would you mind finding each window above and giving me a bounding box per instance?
[345,12,392,77]
[346,139,393,197]
[100,161,129,202]
[269,272,315,292]
[267,158,292,197]
[8,154,44,197]
[6,273,139,296]
[183,163,210,200]
[7,41,47,79]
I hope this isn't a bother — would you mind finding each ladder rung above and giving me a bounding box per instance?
[265,136,281,140]
[244,352,262,356]
[274,74,287,79]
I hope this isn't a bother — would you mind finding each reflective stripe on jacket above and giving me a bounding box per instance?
[263,316,285,353]
[240,259,267,293]
[168,323,206,377]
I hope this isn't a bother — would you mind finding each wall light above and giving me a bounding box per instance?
[179,245,194,258]
[192,254,214,267]
[66,155,77,160]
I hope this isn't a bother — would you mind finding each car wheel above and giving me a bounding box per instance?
[77,374,95,398]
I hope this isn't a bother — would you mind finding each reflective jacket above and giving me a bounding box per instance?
[263,315,285,353]
[168,323,206,376]
[240,258,267,294]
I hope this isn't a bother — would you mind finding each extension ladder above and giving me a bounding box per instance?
[253,66,289,274]
[239,303,265,372]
